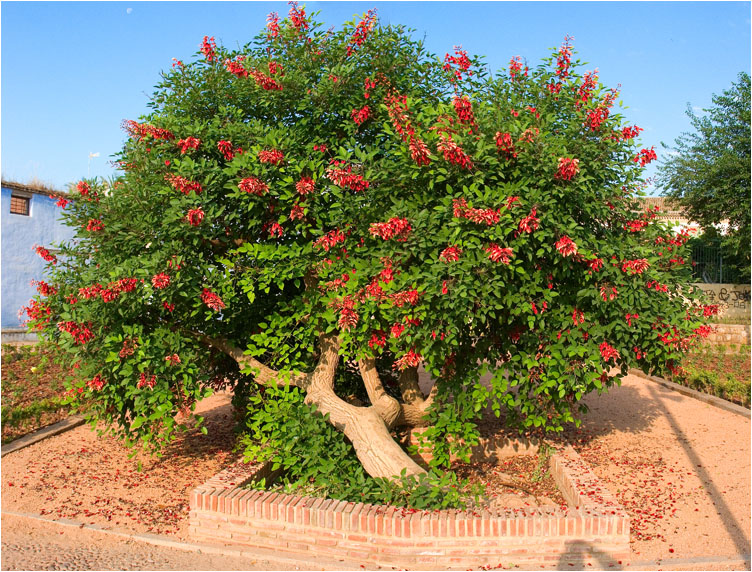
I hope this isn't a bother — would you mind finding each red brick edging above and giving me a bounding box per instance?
[189,445,629,568]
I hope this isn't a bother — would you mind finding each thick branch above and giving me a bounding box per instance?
[359,358,402,429]
[199,334,310,388]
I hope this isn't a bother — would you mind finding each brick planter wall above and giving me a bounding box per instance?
[189,445,630,569]
[704,324,750,347]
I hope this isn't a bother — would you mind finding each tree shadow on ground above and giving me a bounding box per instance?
[555,540,625,570]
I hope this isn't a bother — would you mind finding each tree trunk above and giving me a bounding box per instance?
[205,333,426,480]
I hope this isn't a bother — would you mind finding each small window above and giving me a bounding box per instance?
[10,194,30,216]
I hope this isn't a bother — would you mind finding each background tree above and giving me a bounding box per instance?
[26,5,713,487]
[657,72,751,282]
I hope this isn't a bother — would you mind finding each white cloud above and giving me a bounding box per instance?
[126,7,133,15]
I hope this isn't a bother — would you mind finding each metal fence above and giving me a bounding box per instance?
[691,240,744,283]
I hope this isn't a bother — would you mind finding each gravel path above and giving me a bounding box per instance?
[1,374,750,570]
[0,513,328,571]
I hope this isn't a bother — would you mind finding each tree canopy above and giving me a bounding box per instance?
[657,72,751,282]
[25,5,713,484]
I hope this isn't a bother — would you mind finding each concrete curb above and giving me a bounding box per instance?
[630,369,751,418]
[1,416,86,457]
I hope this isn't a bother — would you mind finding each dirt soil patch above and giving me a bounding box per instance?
[2,392,239,539]
[1,345,72,444]
[453,454,567,510]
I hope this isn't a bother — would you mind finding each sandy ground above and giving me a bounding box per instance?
[1,374,750,570]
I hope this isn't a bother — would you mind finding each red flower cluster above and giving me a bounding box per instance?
[165,174,203,194]
[248,69,283,90]
[572,308,585,326]
[35,245,57,264]
[505,196,520,209]
[288,2,308,32]
[517,208,539,234]
[138,372,157,390]
[439,245,462,263]
[21,299,51,330]
[453,96,475,125]
[625,313,640,326]
[334,296,358,331]
[391,323,405,338]
[437,133,473,169]
[646,280,669,292]
[555,37,573,79]
[87,374,106,391]
[152,273,171,289]
[268,222,284,238]
[268,61,283,76]
[585,106,609,131]
[443,46,472,82]
[625,219,649,232]
[325,162,370,191]
[368,330,387,349]
[58,321,94,345]
[32,280,57,297]
[313,143,327,153]
[509,56,527,80]
[86,219,104,232]
[485,243,514,264]
[555,235,578,257]
[177,137,201,154]
[621,258,650,275]
[123,120,174,141]
[258,149,285,165]
[346,10,376,57]
[702,304,719,317]
[55,196,71,208]
[634,147,657,166]
[290,204,305,220]
[599,341,619,363]
[495,132,517,159]
[586,257,604,273]
[200,36,217,62]
[531,301,548,315]
[351,105,371,126]
[217,140,242,161]
[201,288,225,311]
[395,350,422,371]
[390,289,419,307]
[576,70,599,106]
[518,127,539,145]
[294,176,315,196]
[163,301,175,312]
[384,93,431,167]
[555,157,580,181]
[76,180,99,202]
[600,285,618,301]
[452,198,500,225]
[369,217,412,241]
[266,12,280,38]
[621,125,643,140]
[225,56,248,78]
[238,176,269,196]
[165,353,181,365]
[187,208,204,226]
[313,229,346,251]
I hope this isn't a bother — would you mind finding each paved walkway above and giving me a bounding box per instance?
[2,373,750,571]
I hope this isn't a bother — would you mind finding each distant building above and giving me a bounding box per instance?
[636,197,699,234]
[1,180,74,341]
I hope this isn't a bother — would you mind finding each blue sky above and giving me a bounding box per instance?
[2,1,750,195]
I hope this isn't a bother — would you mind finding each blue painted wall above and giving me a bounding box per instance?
[1,184,75,329]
